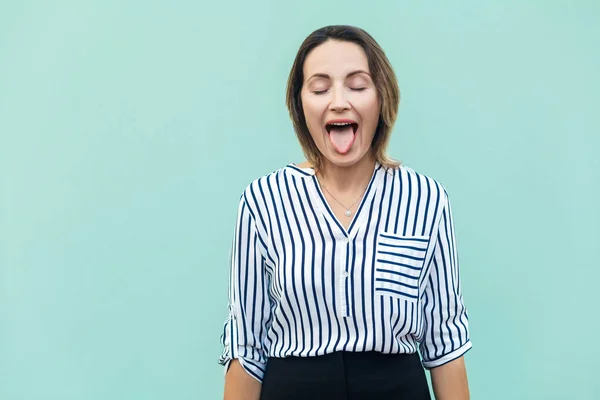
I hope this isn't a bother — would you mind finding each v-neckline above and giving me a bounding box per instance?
[289,162,382,238]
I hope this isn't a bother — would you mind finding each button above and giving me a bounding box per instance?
[342,271,349,278]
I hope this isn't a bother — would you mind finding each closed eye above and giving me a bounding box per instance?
[313,88,366,95]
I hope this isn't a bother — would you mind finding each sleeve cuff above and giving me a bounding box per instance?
[422,340,472,369]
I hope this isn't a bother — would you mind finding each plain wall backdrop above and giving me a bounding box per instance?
[1,1,599,399]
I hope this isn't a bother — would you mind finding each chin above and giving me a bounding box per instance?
[323,148,367,168]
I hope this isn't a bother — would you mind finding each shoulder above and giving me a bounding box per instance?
[238,163,313,204]
[393,164,447,191]
[388,164,451,203]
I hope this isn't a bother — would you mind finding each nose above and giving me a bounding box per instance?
[329,86,350,112]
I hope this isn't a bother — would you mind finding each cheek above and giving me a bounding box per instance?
[301,97,325,128]
[355,96,380,128]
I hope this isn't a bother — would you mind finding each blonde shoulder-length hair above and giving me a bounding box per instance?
[285,25,401,173]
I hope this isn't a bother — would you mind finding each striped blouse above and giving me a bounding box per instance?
[218,162,471,382]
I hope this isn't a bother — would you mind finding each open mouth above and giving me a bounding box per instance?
[325,120,359,154]
[325,121,359,134]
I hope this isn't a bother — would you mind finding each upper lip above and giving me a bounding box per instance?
[325,118,358,125]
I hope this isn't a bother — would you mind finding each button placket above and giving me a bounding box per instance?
[338,235,352,318]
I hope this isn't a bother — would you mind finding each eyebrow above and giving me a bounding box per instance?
[306,70,371,83]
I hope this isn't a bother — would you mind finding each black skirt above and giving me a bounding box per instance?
[259,351,431,400]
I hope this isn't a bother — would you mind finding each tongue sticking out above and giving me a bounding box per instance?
[328,125,356,154]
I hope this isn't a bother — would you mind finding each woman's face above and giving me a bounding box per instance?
[301,40,380,168]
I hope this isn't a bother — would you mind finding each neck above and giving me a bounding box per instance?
[317,154,376,194]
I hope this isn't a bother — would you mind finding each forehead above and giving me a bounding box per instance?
[303,40,370,78]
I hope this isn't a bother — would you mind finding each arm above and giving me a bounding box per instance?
[224,360,262,400]
[419,190,471,399]
[219,195,271,399]
[430,356,470,400]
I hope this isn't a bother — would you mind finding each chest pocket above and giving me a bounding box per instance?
[374,232,430,301]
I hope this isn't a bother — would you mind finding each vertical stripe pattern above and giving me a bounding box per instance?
[219,164,471,382]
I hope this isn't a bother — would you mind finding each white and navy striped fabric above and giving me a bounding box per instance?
[218,163,471,382]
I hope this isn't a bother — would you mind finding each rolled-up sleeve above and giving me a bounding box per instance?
[218,195,271,382]
[420,191,472,368]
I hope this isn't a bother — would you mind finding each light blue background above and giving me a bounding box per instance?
[1,1,599,399]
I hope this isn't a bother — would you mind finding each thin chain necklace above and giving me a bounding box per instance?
[316,176,364,217]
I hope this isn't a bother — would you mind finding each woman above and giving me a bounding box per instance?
[219,25,471,400]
